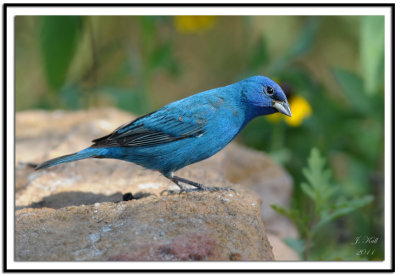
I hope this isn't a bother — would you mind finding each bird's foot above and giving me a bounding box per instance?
[199,186,234,192]
[160,186,234,195]
[160,188,202,195]
[161,175,234,195]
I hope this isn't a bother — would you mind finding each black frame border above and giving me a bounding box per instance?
[3,2,395,273]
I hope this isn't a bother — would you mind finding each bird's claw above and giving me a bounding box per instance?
[160,186,234,195]
[160,189,173,195]
[203,186,234,192]
[160,188,201,195]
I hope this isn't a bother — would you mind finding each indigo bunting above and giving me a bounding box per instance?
[36,76,291,193]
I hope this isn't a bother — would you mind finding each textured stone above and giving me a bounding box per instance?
[15,108,298,261]
[16,190,272,261]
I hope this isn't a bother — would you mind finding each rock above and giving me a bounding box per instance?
[16,190,273,261]
[15,108,297,260]
[267,234,300,261]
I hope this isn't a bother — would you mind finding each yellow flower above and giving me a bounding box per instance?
[267,95,312,127]
[174,16,216,34]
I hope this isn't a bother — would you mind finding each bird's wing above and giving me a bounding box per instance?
[90,103,212,148]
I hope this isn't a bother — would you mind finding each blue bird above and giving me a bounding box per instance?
[36,76,291,193]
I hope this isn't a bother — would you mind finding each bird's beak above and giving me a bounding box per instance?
[273,100,292,117]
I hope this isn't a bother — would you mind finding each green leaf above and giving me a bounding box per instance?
[40,16,83,90]
[270,204,296,220]
[250,36,269,69]
[268,148,291,165]
[313,195,374,233]
[284,237,305,256]
[300,182,316,200]
[301,148,334,213]
[268,17,320,73]
[360,16,384,95]
[303,149,331,191]
[332,67,371,114]
[271,147,376,260]
[100,87,150,115]
[287,17,320,59]
[59,83,83,109]
[270,204,310,236]
[149,42,181,75]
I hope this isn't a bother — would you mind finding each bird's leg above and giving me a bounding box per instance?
[163,175,233,194]
[160,175,202,195]
[169,177,192,192]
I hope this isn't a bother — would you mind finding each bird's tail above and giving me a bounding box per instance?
[35,148,101,170]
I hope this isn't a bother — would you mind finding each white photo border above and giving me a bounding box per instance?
[4,3,394,272]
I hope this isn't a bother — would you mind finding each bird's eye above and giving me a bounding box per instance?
[266,86,274,95]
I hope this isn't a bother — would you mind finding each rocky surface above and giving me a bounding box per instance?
[16,190,272,261]
[15,108,298,261]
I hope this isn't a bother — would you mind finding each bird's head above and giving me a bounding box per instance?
[239,75,292,118]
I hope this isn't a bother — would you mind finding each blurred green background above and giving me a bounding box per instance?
[15,16,385,260]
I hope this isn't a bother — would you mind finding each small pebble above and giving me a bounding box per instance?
[101,226,112,233]
[122,192,152,201]
[88,233,100,244]
[122,193,134,201]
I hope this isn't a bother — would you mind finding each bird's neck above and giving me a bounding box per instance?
[244,104,276,123]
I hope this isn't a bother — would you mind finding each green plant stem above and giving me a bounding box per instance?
[303,202,317,260]
[269,121,284,151]
[87,17,98,106]
[303,234,311,260]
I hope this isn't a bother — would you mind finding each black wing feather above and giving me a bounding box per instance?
[90,110,205,148]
